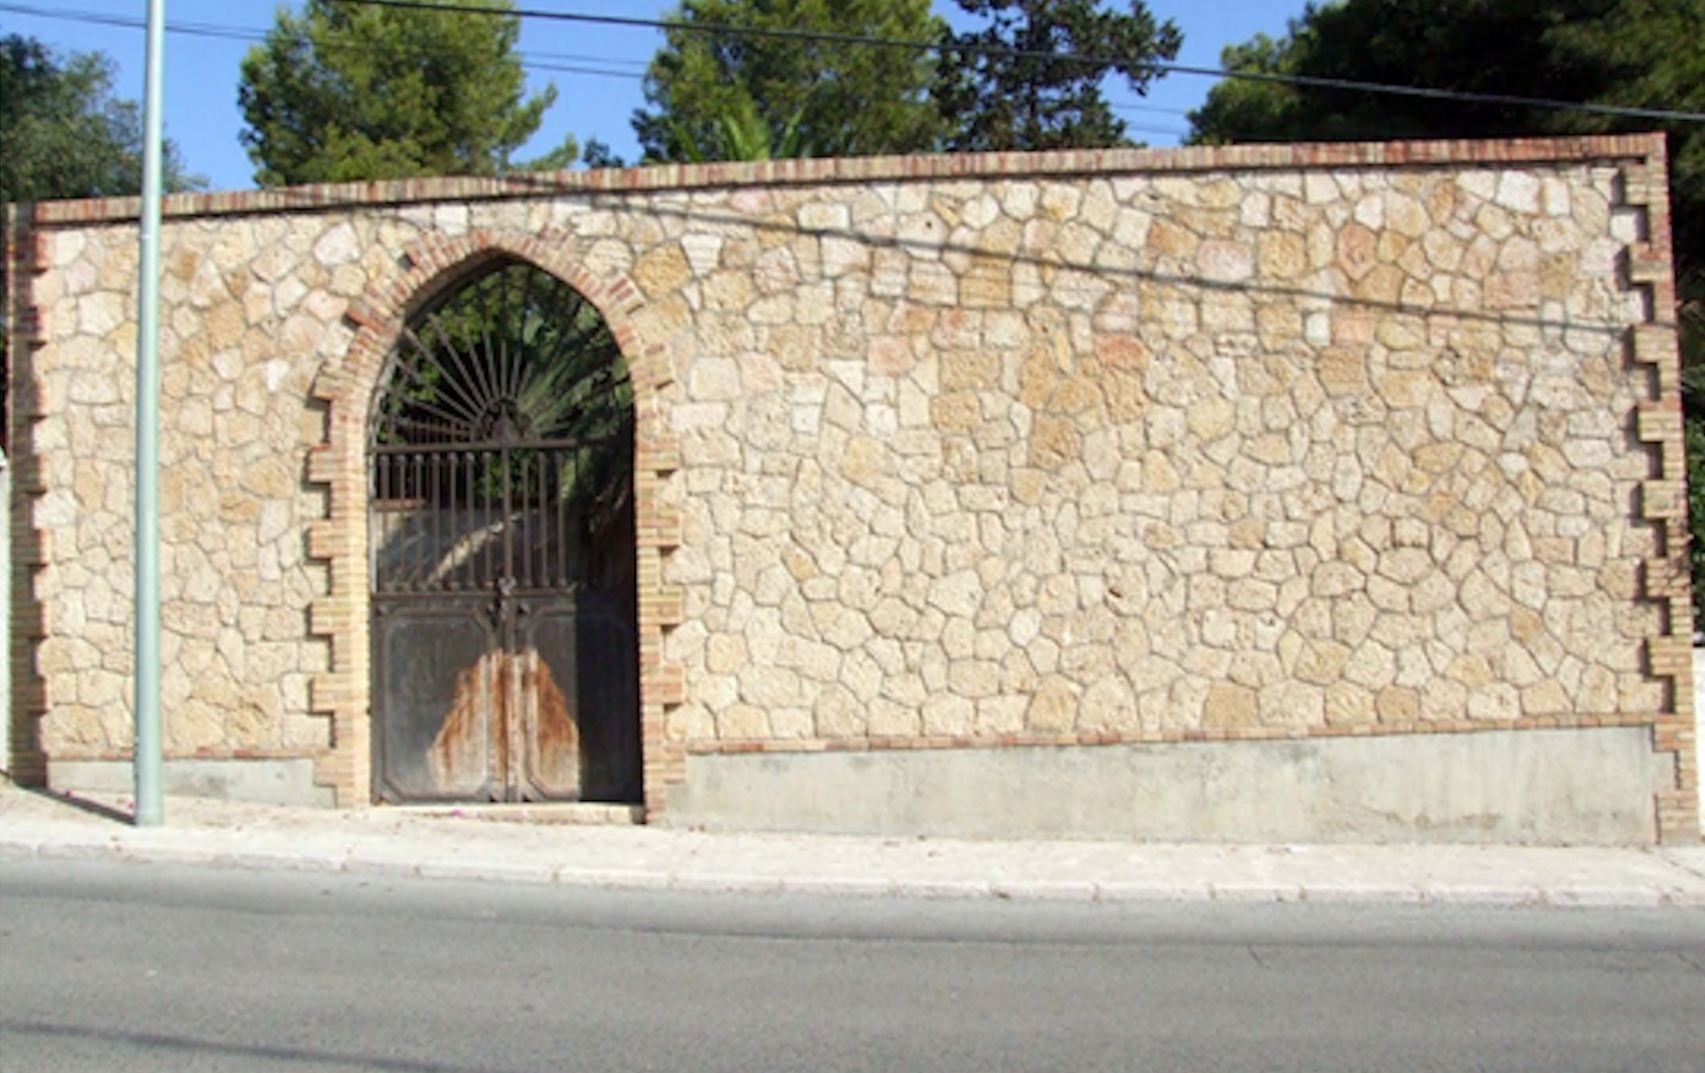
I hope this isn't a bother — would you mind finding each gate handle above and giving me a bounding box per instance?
[491,576,517,620]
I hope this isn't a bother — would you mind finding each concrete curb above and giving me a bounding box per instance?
[5,826,1705,909]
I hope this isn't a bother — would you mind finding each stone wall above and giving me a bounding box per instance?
[6,136,1697,841]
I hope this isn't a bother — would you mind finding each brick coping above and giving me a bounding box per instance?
[13,133,1666,227]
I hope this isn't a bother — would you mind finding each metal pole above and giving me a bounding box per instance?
[133,0,166,827]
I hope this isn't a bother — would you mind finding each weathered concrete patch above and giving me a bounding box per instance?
[48,758,334,809]
[667,728,1665,845]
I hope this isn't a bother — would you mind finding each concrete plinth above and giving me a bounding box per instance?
[667,728,1667,846]
[48,758,334,809]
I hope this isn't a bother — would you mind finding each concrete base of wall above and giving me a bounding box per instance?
[49,758,334,809]
[666,728,1666,845]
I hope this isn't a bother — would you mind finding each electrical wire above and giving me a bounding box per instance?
[11,0,1689,131]
[0,2,649,81]
[0,0,1193,135]
[324,0,1705,126]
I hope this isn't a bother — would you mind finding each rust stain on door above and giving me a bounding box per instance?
[525,649,581,798]
[429,649,581,798]
[428,656,491,791]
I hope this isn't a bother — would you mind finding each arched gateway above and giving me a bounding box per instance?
[367,259,641,804]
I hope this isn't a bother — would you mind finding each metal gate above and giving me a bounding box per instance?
[369,261,640,804]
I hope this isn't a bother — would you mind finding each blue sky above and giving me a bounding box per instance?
[1,0,1302,192]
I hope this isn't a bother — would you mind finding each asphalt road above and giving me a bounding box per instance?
[3,858,1704,1073]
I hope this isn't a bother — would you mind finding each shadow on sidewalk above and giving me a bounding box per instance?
[9,782,135,825]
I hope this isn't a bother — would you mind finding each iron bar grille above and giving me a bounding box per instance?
[372,444,628,594]
[368,259,634,597]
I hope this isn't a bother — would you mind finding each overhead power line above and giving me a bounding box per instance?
[329,0,1705,127]
[0,0,1200,136]
[10,0,1697,132]
[0,2,650,81]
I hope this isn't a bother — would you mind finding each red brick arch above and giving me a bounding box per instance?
[304,230,684,811]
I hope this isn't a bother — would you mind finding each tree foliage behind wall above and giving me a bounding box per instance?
[237,0,573,186]
[1,34,198,205]
[633,0,946,163]
[633,0,1184,162]
[934,0,1182,152]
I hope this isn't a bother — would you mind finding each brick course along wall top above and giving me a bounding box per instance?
[6,135,1698,844]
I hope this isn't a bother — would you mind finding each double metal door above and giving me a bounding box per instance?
[369,444,640,804]
[373,585,637,803]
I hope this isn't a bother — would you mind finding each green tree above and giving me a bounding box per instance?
[238,0,573,185]
[579,138,626,170]
[933,0,1182,152]
[633,0,945,163]
[1187,3,1597,147]
[1,34,198,204]
[1188,0,1705,622]
[667,95,812,162]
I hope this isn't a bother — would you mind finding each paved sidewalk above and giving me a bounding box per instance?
[2,783,1703,908]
